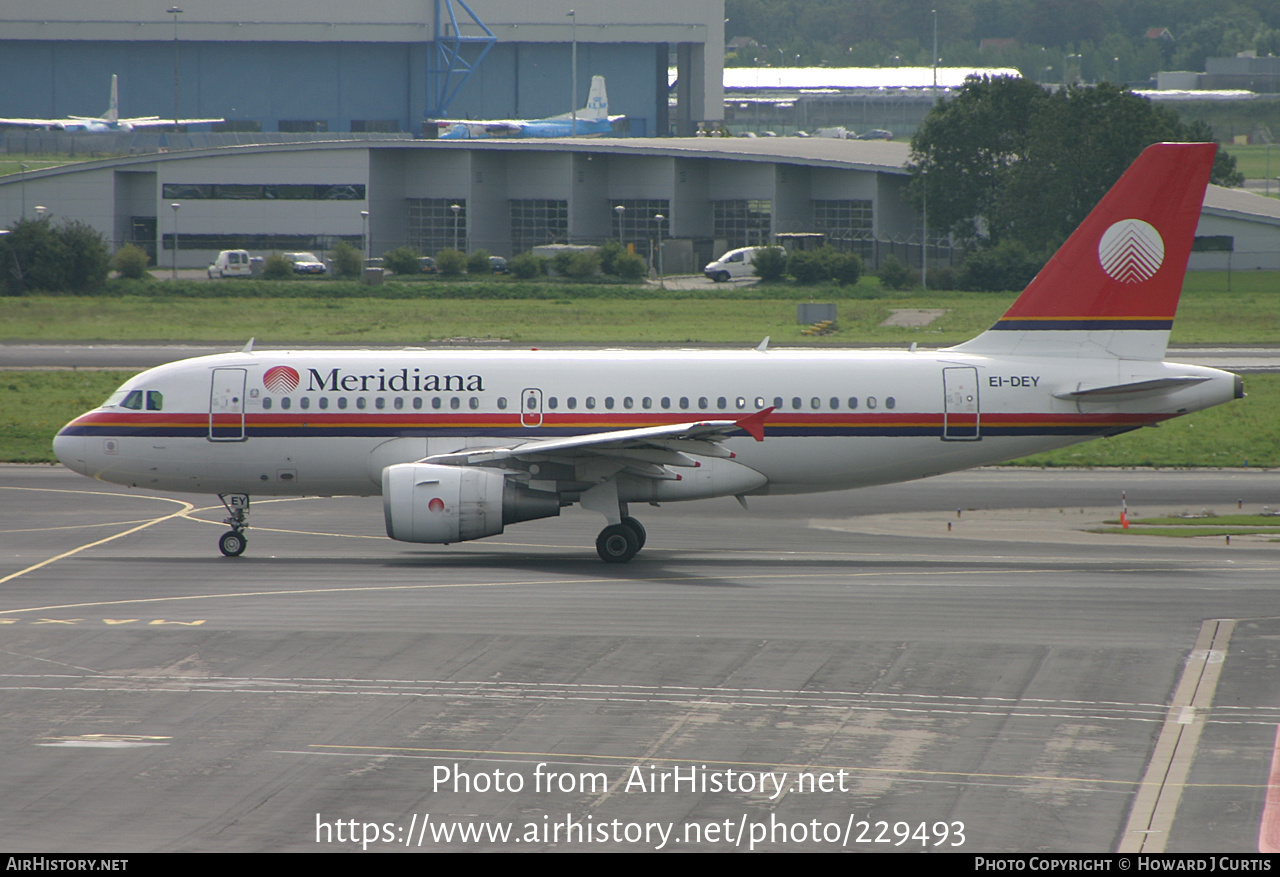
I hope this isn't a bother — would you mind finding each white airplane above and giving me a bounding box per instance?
[0,75,223,132]
[434,75,624,139]
[53,143,1241,563]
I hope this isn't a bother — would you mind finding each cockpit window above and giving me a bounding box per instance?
[146,391,164,411]
[121,390,144,410]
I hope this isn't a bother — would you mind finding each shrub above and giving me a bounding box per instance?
[112,243,151,280]
[597,239,624,275]
[331,241,362,279]
[383,246,422,276]
[614,251,648,280]
[551,250,576,277]
[509,252,546,279]
[877,254,916,290]
[466,248,492,275]
[751,246,788,282]
[828,251,863,286]
[262,253,293,280]
[787,249,831,284]
[957,240,1045,291]
[59,220,111,292]
[565,250,601,278]
[435,248,467,276]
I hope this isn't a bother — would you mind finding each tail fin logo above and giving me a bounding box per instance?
[1098,219,1164,284]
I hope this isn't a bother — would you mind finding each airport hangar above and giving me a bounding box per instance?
[0,0,724,139]
[4,136,1279,276]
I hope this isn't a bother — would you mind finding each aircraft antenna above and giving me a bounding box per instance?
[241,338,255,353]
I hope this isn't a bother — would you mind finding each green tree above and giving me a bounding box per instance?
[909,77,1242,253]
[0,217,110,294]
[262,253,293,279]
[509,252,546,279]
[751,246,788,281]
[435,248,467,276]
[466,248,493,275]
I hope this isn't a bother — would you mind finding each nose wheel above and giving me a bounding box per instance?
[217,494,250,557]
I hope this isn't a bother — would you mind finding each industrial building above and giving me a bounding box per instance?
[0,0,724,138]
[3,137,1275,274]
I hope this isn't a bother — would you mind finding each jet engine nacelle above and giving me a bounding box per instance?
[382,463,560,544]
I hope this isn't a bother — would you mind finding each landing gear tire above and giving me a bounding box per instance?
[596,524,640,563]
[621,516,647,550]
[219,530,247,557]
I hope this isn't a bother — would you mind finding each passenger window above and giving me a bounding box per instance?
[642,397,652,409]
[300,397,311,410]
[737,397,747,409]
[281,397,292,410]
[830,397,839,410]
[356,397,367,410]
[450,397,460,409]
[886,396,896,409]
[717,397,727,410]
[375,397,386,410]
[413,397,423,410]
[586,397,596,409]
[810,397,821,409]
[263,397,273,410]
[338,397,348,410]
[432,397,442,409]
[623,397,634,409]
[497,397,507,410]
[121,390,144,410]
[791,397,802,410]
[393,397,403,410]
[567,397,577,410]
[771,397,782,409]
[661,397,670,409]
[548,397,558,409]
[679,397,689,409]
[848,397,858,409]
[698,397,709,409]
[469,397,479,410]
[605,396,614,409]
[867,396,878,409]
[146,391,164,411]
[319,397,330,410]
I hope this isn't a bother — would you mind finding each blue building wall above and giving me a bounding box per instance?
[0,39,666,135]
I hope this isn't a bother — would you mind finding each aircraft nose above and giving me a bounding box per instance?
[53,426,89,476]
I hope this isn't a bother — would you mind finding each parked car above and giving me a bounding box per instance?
[488,255,508,275]
[419,256,437,274]
[855,129,893,140]
[704,246,769,282]
[283,252,327,275]
[207,249,252,279]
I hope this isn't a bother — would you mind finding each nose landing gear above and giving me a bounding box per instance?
[217,494,250,557]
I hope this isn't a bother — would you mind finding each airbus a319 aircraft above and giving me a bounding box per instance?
[54,143,1241,563]
[0,75,223,132]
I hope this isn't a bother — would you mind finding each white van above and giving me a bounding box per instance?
[207,249,252,279]
[704,246,769,282]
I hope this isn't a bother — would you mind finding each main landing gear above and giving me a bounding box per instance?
[596,515,647,564]
[217,494,250,557]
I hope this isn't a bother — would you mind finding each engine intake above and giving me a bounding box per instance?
[382,463,560,544]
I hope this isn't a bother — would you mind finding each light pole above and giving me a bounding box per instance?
[167,7,183,129]
[360,210,369,264]
[614,204,625,246]
[170,202,181,279]
[450,203,461,251]
[34,205,46,222]
[567,9,578,135]
[653,213,665,288]
[19,163,27,218]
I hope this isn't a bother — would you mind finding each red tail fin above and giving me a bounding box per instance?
[957,142,1215,359]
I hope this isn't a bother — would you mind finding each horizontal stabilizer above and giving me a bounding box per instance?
[1052,376,1210,399]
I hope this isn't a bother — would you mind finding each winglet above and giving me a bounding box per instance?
[735,407,773,442]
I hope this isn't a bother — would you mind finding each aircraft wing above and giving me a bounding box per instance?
[125,117,224,127]
[424,408,772,469]
[0,117,66,128]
